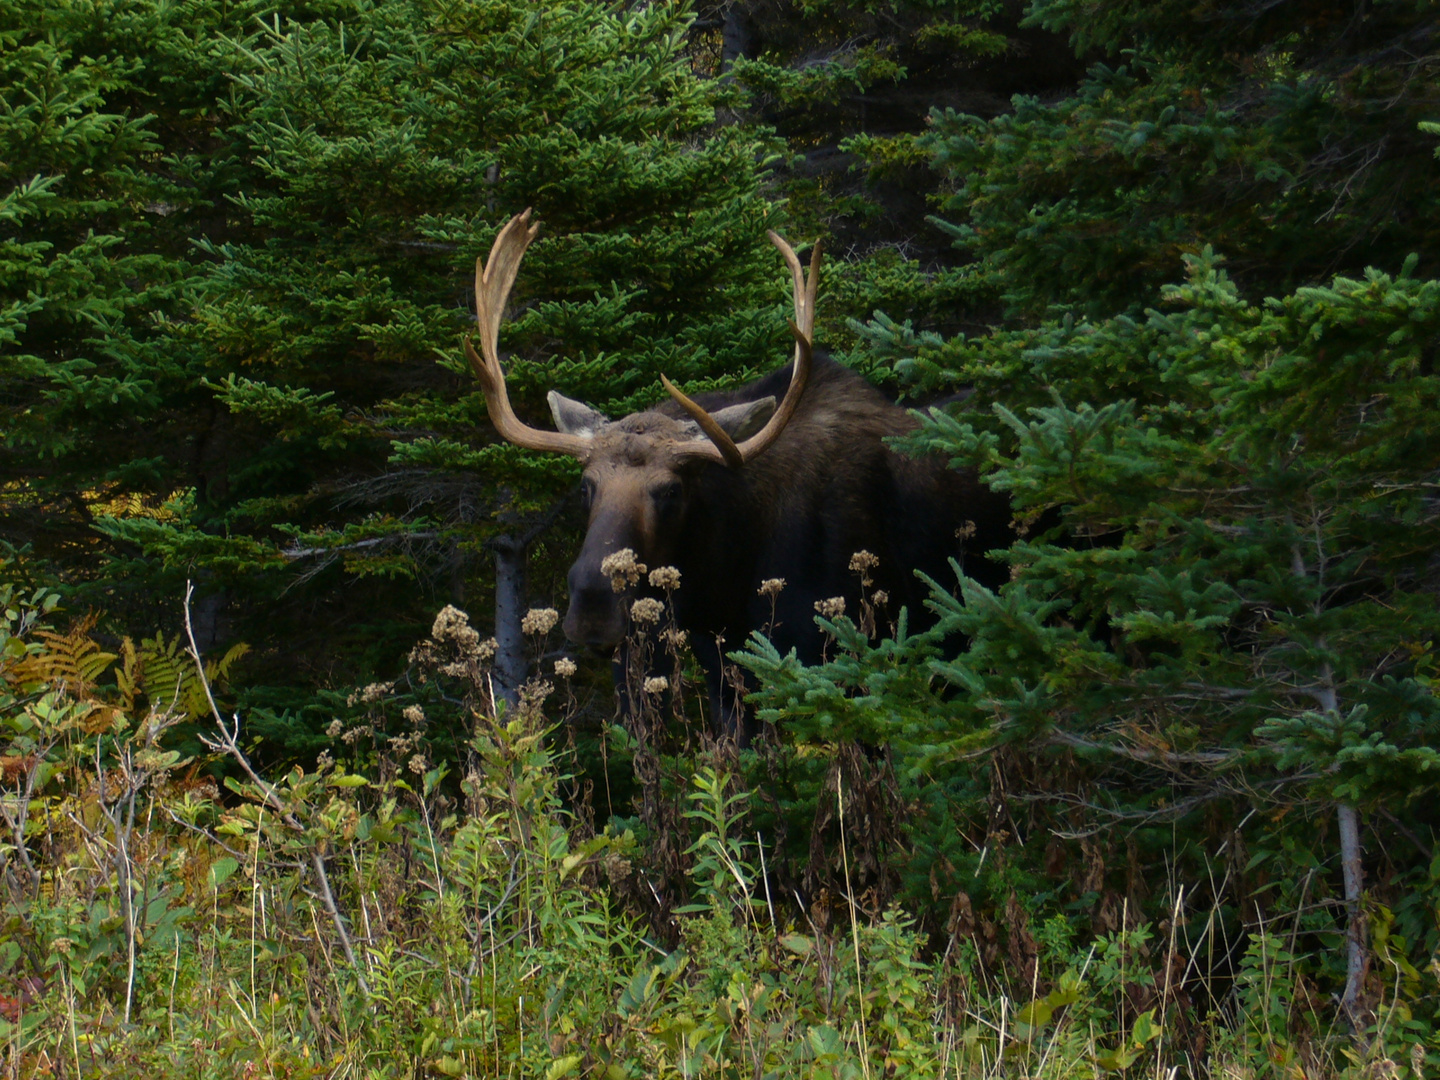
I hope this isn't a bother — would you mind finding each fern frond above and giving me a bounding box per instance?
[16,615,117,695]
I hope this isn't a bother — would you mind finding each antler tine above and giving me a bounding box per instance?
[464,210,590,458]
[726,233,819,462]
[766,229,820,344]
[661,375,745,468]
[670,232,820,468]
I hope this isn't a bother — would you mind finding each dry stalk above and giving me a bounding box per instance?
[182,581,373,998]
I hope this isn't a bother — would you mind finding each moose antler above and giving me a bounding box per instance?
[463,210,591,458]
[663,232,820,467]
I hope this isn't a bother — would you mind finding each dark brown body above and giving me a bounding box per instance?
[564,355,1013,737]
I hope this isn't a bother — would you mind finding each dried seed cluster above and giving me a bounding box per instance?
[521,607,559,636]
[418,605,496,666]
[814,597,846,619]
[630,597,664,624]
[757,577,786,598]
[600,548,646,591]
[848,550,879,573]
[648,566,681,590]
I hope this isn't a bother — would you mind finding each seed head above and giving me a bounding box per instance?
[848,550,879,573]
[325,719,343,738]
[630,597,664,624]
[758,577,786,598]
[403,704,426,725]
[648,566,681,590]
[871,590,889,607]
[600,548,646,591]
[662,627,689,649]
[521,607,559,636]
[554,657,577,678]
[519,680,554,709]
[432,605,481,652]
[642,676,669,695]
[360,681,393,704]
[407,754,429,776]
[814,597,846,619]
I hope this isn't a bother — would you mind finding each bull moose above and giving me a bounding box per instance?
[464,211,1012,739]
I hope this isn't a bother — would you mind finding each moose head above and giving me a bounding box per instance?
[463,211,820,650]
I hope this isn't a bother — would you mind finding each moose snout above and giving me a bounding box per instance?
[563,562,626,650]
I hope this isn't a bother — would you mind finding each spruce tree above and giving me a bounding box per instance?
[7,0,787,713]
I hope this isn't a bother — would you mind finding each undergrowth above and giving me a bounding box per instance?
[0,566,1433,1079]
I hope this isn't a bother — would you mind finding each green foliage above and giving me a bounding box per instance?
[923,0,1440,319]
[3,0,789,724]
[745,247,1440,1048]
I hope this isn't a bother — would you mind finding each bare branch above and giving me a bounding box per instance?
[183,581,372,998]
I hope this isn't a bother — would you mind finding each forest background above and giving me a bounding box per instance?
[2,0,1440,1075]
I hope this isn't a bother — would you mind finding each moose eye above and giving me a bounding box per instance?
[580,477,597,510]
[650,481,683,509]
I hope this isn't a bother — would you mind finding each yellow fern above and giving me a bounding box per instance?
[16,614,118,696]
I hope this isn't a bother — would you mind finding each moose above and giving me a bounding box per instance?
[464,211,1012,739]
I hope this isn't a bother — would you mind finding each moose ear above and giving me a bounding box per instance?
[706,397,776,442]
[548,392,609,436]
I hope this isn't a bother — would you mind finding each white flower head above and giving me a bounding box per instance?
[600,548,646,591]
[521,607,559,636]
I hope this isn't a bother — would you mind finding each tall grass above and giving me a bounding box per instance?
[0,574,1431,1078]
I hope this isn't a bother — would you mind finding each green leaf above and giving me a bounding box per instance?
[207,857,240,889]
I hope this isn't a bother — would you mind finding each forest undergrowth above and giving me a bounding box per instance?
[1,560,1431,1080]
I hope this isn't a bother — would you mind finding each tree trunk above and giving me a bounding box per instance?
[1293,530,1368,1026]
[1316,669,1367,1025]
[491,536,527,707]
[721,7,750,70]
[1337,801,1367,1022]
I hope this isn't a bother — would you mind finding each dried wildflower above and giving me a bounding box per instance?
[476,637,497,663]
[408,754,429,776]
[316,750,335,771]
[648,566,681,590]
[955,520,977,541]
[342,724,372,745]
[814,597,846,619]
[360,681,393,704]
[325,719,344,738]
[661,627,689,649]
[757,577,786,598]
[519,680,555,709]
[521,607,559,636]
[642,676,669,695]
[600,548,646,591]
[403,704,426,725]
[848,550,879,573]
[630,597,664,624]
[408,640,436,666]
[871,590,889,607]
[441,661,471,678]
[431,604,467,639]
[554,657,577,678]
